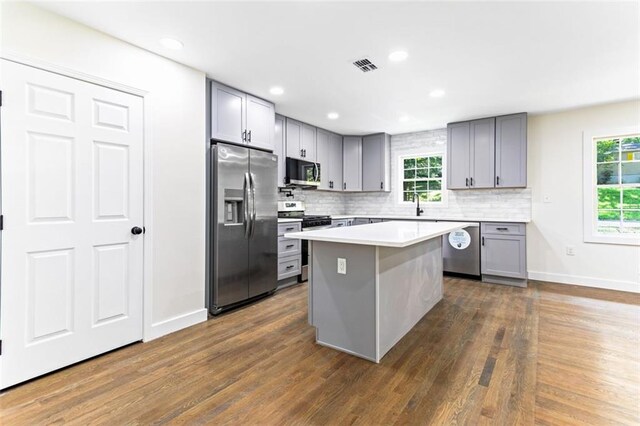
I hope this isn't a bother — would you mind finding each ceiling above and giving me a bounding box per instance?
[35,1,639,135]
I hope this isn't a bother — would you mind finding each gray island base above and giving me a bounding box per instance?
[285,221,472,362]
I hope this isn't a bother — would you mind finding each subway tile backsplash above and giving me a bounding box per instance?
[278,128,532,221]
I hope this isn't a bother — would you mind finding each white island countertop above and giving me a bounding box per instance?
[285,220,473,248]
[330,215,531,223]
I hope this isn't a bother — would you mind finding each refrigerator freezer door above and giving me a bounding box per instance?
[212,143,250,308]
[248,150,278,298]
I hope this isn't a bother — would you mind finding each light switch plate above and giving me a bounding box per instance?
[337,258,347,275]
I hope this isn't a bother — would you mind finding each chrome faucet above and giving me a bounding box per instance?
[414,192,424,217]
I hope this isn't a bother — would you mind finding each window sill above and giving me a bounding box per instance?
[584,234,640,246]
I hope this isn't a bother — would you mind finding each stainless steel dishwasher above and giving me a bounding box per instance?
[442,222,481,278]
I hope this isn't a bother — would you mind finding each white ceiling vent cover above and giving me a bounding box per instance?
[353,57,378,73]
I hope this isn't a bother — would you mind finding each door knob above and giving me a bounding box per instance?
[131,226,143,235]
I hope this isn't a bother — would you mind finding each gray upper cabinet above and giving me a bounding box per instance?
[362,133,390,192]
[469,118,495,189]
[317,129,343,191]
[285,118,303,160]
[316,129,331,190]
[274,114,286,187]
[301,124,317,162]
[211,82,245,145]
[245,95,275,151]
[447,122,471,189]
[285,118,316,161]
[495,113,527,188]
[447,113,526,190]
[343,136,362,191]
[210,80,275,151]
[329,133,343,191]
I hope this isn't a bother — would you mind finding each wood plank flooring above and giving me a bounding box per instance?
[1,277,639,425]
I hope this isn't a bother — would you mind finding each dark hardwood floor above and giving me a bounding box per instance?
[1,277,639,425]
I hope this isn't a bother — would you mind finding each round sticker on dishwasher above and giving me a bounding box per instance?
[448,230,471,250]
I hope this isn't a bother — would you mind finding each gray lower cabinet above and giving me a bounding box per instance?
[210,80,275,151]
[278,222,302,280]
[343,136,362,191]
[481,222,527,286]
[274,114,286,187]
[495,113,527,188]
[362,133,391,192]
[317,129,343,191]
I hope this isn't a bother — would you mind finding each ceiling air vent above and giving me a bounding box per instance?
[353,58,378,73]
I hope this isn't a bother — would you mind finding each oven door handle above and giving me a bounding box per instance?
[313,163,318,182]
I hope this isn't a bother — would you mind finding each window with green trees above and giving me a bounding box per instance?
[595,135,640,234]
[401,154,443,203]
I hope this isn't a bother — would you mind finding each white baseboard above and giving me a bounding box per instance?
[144,308,208,342]
[528,271,640,294]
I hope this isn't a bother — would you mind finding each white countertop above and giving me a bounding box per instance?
[285,221,474,248]
[278,218,303,223]
[330,214,530,223]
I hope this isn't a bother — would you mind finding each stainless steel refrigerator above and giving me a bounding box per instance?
[208,142,278,315]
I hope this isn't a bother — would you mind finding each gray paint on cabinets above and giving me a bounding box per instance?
[278,128,531,221]
[447,122,471,189]
[343,136,362,191]
[495,113,527,188]
[211,82,245,145]
[274,114,286,187]
[470,117,496,188]
[362,133,391,192]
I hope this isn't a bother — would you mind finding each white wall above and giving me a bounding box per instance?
[0,3,207,338]
[527,100,640,292]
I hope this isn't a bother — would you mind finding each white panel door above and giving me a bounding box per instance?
[0,60,144,389]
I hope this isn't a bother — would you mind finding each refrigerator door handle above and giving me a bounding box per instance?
[249,172,257,237]
[243,172,251,238]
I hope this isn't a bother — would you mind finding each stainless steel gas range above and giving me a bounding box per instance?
[277,201,331,281]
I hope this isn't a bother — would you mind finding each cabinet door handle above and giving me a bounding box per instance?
[242,130,247,142]
[300,149,303,157]
[286,227,294,231]
[470,177,474,187]
[304,149,307,157]
[482,236,485,246]
[343,182,346,190]
[380,181,383,190]
[247,130,252,143]
[465,177,469,187]
[496,176,500,186]
[286,265,295,269]
[286,244,294,248]
[496,227,508,231]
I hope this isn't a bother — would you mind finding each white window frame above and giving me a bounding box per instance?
[583,126,640,246]
[397,151,447,206]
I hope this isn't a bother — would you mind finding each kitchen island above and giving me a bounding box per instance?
[285,221,472,362]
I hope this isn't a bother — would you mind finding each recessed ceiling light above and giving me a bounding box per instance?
[429,89,446,98]
[327,112,339,120]
[160,37,184,50]
[388,50,408,62]
[270,86,284,95]
[399,116,410,122]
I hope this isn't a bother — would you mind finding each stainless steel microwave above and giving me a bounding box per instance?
[285,157,320,188]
